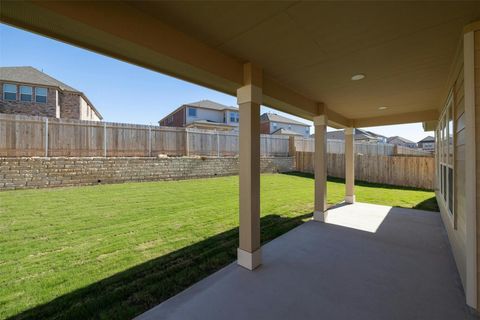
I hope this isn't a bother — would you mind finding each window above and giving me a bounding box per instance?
[230,111,239,123]
[305,127,309,133]
[272,122,277,129]
[20,86,32,102]
[437,92,454,217]
[188,107,197,117]
[288,125,292,129]
[3,83,16,100]
[35,87,47,103]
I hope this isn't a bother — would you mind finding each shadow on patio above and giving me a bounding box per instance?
[10,213,312,320]
[137,203,471,320]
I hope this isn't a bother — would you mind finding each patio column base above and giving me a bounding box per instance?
[237,247,262,270]
[345,195,356,204]
[313,210,329,222]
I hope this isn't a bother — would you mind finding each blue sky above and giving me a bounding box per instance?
[0,23,432,141]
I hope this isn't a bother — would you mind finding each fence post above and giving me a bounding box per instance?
[185,128,189,156]
[148,127,152,157]
[216,131,220,157]
[103,122,107,157]
[288,136,296,156]
[44,117,49,157]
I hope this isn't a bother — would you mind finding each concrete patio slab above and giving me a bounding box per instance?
[136,203,474,320]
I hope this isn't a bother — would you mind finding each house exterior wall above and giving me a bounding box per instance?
[79,96,100,121]
[473,29,480,309]
[267,121,309,137]
[434,27,480,309]
[159,107,185,127]
[436,41,466,289]
[0,81,58,117]
[224,110,240,127]
[0,81,100,121]
[418,141,435,152]
[260,121,270,134]
[59,91,81,119]
[185,107,230,125]
[388,138,417,148]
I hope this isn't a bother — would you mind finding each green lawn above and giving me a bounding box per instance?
[0,173,437,320]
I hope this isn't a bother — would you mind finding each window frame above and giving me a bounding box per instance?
[35,87,48,103]
[437,91,455,221]
[19,85,33,102]
[3,83,17,100]
[229,111,239,123]
[188,107,197,118]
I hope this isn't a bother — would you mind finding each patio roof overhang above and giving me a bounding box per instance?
[2,1,478,128]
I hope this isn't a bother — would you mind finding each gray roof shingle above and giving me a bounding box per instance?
[186,100,237,111]
[0,66,79,92]
[260,112,308,126]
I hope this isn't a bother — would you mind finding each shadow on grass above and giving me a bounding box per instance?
[10,213,312,320]
[282,172,439,212]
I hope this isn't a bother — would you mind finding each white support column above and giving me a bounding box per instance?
[313,114,328,222]
[344,128,355,203]
[237,63,262,270]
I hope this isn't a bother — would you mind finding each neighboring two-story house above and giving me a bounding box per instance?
[0,66,102,121]
[417,136,435,152]
[159,100,239,131]
[387,136,418,148]
[260,112,310,137]
[326,128,387,143]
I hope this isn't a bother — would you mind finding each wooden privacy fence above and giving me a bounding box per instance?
[0,114,290,157]
[294,137,432,156]
[295,151,435,190]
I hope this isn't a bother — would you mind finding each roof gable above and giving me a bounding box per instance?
[0,66,79,92]
[260,112,308,126]
[186,99,237,111]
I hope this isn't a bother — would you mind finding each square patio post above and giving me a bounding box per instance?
[344,128,355,203]
[237,63,262,270]
[313,115,328,222]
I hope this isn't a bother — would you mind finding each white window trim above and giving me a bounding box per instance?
[188,107,197,118]
[3,83,17,100]
[20,85,33,102]
[35,87,48,103]
[437,90,455,224]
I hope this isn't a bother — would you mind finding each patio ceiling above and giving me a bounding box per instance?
[1,1,479,127]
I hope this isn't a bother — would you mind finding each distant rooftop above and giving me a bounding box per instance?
[418,136,435,143]
[185,100,237,111]
[260,112,309,126]
[0,66,102,119]
[0,66,80,92]
[387,136,416,144]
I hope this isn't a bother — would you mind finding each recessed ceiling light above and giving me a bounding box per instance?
[351,74,366,81]
[378,106,388,110]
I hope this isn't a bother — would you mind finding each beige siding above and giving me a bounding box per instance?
[475,30,480,307]
[437,40,467,287]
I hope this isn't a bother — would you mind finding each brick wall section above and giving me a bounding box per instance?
[0,156,294,190]
[260,121,271,134]
[59,91,81,119]
[159,107,185,127]
[0,83,58,117]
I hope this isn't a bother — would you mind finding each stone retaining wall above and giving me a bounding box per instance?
[0,156,294,191]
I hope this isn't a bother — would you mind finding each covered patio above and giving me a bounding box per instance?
[137,202,470,320]
[2,1,480,317]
